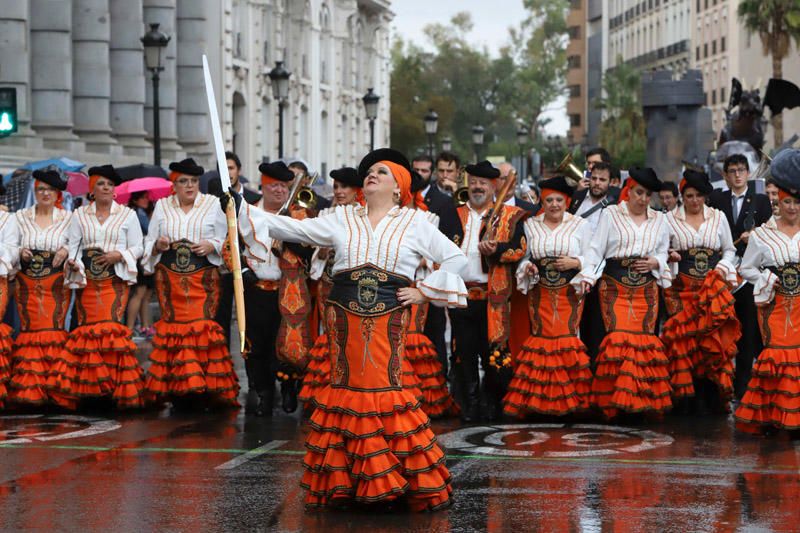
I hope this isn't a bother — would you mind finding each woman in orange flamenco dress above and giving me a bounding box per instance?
[142,158,238,410]
[0,181,19,408]
[503,176,593,418]
[735,149,800,433]
[299,167,363,409]
[235,148,467,511]
[661,169,740,405]
[49,165,145,409]
[574,167,673,419]
[9,169,73,407]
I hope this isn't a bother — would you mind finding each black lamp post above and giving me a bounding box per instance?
[472,124,485,162]
[141,23,170,166]
[441,136,452,153]
[423,108,438,158]
[362,87,380,151]
[268,61,291,158]
[516,124,529,179]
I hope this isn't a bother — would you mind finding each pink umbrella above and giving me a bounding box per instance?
[115,177,172,205]
[66,171,89,196]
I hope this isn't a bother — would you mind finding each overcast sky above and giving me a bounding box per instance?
[389,0,569,136]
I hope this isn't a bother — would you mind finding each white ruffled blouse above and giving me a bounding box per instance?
[573,201,672,291]
[143,193,227,274]
[65,202,144,288]
[239,203,468,307]
[515,212,591,293]
[739,223,800,305]
[15,206,72,253]
[665,205,738,283]
[0,211,19,277]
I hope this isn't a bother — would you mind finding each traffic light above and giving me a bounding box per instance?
[0,88,18,137]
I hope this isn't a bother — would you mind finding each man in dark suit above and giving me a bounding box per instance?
[412,154,460,375]
[708,153,773,399]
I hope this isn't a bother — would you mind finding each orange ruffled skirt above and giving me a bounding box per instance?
[9,270,72,407]
[302,303,451,511]
[49,276,145,409]
[735,291,800,432]
[144,264,239,406]
[662,269,741,399]
[592,276,672,418]
[298,333,330,406]
[504,283,592,417]
[0,277,12,407]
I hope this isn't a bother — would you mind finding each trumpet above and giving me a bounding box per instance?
[555,153,585,186]
[281,171,319,214]
[454,166,469,207]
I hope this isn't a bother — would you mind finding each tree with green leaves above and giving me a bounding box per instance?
[738,0,800,147]
[595,58,646,168]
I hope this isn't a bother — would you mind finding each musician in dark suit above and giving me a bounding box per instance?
[708,153,773,399]
[412,154,460,375]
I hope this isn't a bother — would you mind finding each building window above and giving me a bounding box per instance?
[712,89,717,105]
[704,0,708,8]
[568,26,581,39]
[697,0,701,11]
[712,40,716,54]
[704,92,708,105]
[721,36,726,52]
[567,55,581,68]
[696,46,700,61]
[570,0,581,9]
[703,43,708,58]
[569,84,582,97]
[569,114,582,127]
[721,87,726,104]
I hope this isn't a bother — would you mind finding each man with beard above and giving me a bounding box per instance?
[449,161,527,422]
[569,160,619,364]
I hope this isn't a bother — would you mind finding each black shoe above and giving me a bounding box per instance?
[281,379,299,414]
[255,391,273,417]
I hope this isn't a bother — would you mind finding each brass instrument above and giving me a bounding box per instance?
[555,153,585,186]
[750,150,773,182]
[454,165,469,207]
[482,169,516,242]
[281,171,319,214]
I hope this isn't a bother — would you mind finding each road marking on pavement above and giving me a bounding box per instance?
[0,415,121,444]
[215,440,289,470]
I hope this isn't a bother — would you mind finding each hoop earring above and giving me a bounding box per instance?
[393,190,401,204]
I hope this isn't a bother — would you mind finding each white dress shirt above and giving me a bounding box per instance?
[143,193,227,274]
[238,203,468,307]
[65,202,144,288]
[574,194,607,234]
[739,224,800,305]
[459,204,489,284]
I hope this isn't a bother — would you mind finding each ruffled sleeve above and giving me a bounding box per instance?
[414,215,467,308]
[142,199,165,275]
[571,209,610,294]
[65,211,86,289]
[114,208,144,285]
[740,232,777,305]
[652,216,672,289]
[0,213,19,277]
[715,212,739,284]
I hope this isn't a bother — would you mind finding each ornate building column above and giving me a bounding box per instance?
[109,0,150,157]
[72,0,117,152]
[176,0,212,158]
[0,0,38,147]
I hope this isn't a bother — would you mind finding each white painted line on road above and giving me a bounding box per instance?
[215,440,289,470]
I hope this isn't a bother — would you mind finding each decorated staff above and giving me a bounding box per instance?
[229,147,466,511]
[142,158,238,410]
[9,169,73,408]
[661,169,740,408]
[574,167,673,419]
[0,182,18,408]
[449,160,527,422]
[51,165,146,409]
[504,176,593,418]
[735,149,800,434]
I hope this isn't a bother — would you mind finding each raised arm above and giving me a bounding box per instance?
[238,202,337,249]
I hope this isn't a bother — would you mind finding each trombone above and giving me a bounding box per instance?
[281,171,319,214]
[555,153,586,185]
[454,166,469,207]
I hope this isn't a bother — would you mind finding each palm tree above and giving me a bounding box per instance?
[738,0,800,147]
[596,58,646,168]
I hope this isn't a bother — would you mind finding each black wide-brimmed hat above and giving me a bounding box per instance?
[169,158,204,176]
[32,169,67,191]
[357,148,411,179]
[465,160,500,179]
[329,167,362,188]
[538,176,575,198]
[771,149,800,200]
[258,161,294,182]
[627,167,661,192]
[681,169,713,195]
[87,164,122,186]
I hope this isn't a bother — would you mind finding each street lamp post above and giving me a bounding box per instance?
[141,23,170,166]
[362,87,380,151]
[268,61,291,159]
[441,136,452,153]
[516,124,529,179]
[472,124,485,162]
[423,109,438,158]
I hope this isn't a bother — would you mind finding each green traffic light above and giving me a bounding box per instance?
[0,112,12,132]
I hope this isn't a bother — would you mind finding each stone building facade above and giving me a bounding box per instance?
[0,0,393,180]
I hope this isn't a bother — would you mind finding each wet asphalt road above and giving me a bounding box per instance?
[0,343,798,532]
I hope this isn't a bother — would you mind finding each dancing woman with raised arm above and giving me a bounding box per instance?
[573,168,673,419]
[232,148,467,511]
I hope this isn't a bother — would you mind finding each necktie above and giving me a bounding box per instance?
[732,195,740,222]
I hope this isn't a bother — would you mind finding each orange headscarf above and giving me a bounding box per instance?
[778,188,795,201]
[379,160,412,207]
[619,177,640,203]
[261,174,287,190]
[34,179,63,209]
[540,188,571,208]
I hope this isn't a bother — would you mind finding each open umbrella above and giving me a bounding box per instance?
[117,163,168,181]
[115,177,172,205]
[66,171,89,197]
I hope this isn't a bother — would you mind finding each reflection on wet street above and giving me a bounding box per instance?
[0,407,798,532]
